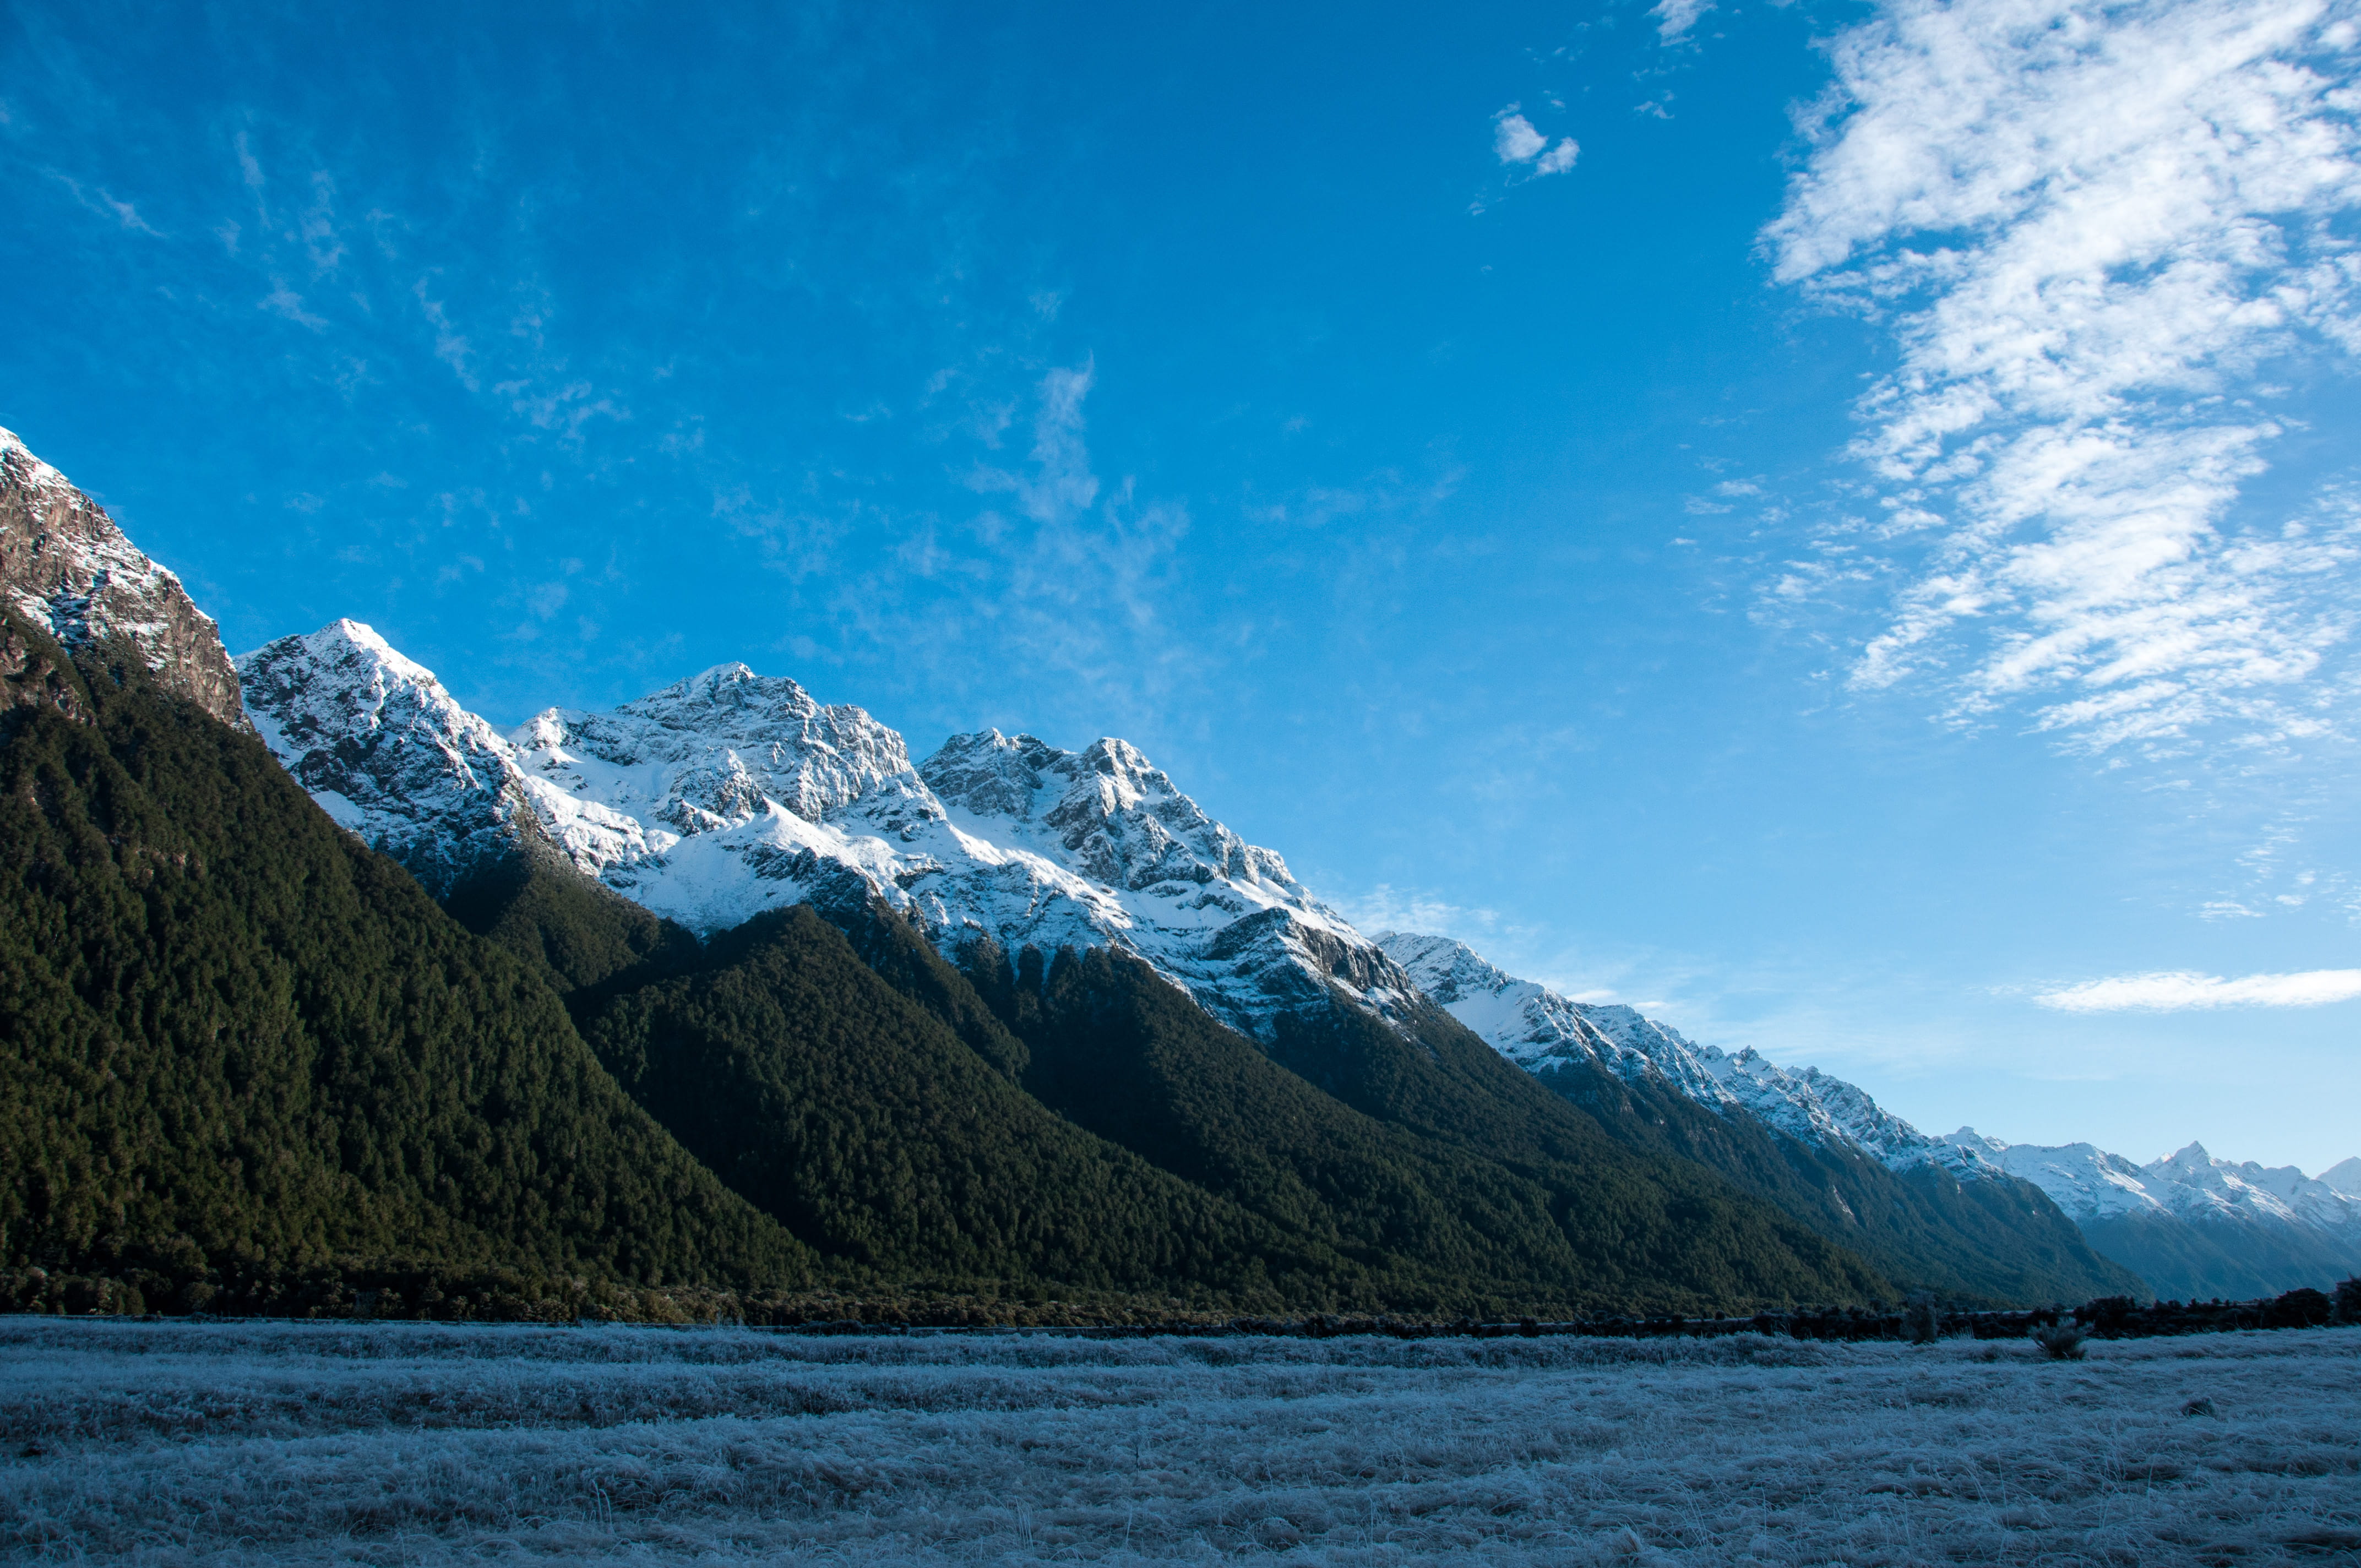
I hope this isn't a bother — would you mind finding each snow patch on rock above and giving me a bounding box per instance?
[0,427,247,728]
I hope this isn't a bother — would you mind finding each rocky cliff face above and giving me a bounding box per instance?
[237,622,1414,1038]
[0,428,246,729]
[237,620,544,894]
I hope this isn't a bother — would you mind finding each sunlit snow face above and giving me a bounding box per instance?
[238,625,1413,1036]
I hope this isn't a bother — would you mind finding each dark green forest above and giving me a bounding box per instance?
[1535,1059,2141,1304]
[461,858,1889,1313]
[2077,1210,2361,1304]
[961,939,1886,1312]
[2,612,2137,1320]
[0,617,809,1313]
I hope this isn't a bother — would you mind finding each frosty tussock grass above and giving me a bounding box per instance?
[1,1318,2355,1564]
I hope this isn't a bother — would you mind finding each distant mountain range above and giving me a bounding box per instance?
[1943,1133,2361,1301]
[2,423,2351,1313]
[1379,930,2361,1300]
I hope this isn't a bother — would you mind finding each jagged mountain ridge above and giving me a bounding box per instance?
[3,427,2338,1309]
[0,427,247,729]
[1377,932,1997,1182]
[1941,1134,2361,1234]
[1939,1131,2361,1299]
[1380,929,2361,1299]
[236,619,1413,1038]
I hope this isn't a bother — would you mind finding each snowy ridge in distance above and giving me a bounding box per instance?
[236,621,1415,1038]
[1376,931,1997,1180]
[1380,930,2361,1273]
[1943,1131,2361,1244]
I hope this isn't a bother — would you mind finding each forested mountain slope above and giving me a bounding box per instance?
[1381,932,2144,1303]
[1542,1061,2141,1304]
[0,427,2185,1318]
[0,616,811,1306]
[455,858,1892,1314]
[454,856,1370,1305]
[955,942,1890,1314]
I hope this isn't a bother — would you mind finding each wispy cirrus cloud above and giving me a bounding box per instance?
[46,168,160,233]
[1766,0,2361,755]
[2035,967,2361,1011]
[775,361,1198,740]
[1333,884,1506,943]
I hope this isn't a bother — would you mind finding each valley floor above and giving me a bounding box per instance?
[0,1319,2355,1565]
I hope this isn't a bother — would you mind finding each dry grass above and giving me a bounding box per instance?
[0,1318,2355,1564]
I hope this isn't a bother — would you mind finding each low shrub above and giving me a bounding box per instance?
[2031,1321,2091,1360]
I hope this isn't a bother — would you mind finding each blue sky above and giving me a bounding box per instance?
[7,0,2359,1172]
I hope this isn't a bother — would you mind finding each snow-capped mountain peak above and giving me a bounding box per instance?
[1943,1128,2361,1271]
[918,729,1412,1024]
[1,427,248,729]
[925,730,1300,900]
[1939,1131,2172,1221]
[512,662,922,847]
[2140,1142,2361,1234]
[240,623,1411,1038]
[237,619,538,892]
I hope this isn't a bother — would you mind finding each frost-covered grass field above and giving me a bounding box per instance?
[1,1319,2356,1565]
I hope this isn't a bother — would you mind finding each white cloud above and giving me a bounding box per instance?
[1493,111,1579,177]
[47,171,162,235]
[1765,0,2361,754]
[1493,111,1547,165]
[412,280,479,392]
[817,361,1197,724]
[2035,967,2361,1011]
[1651,0,1715,45]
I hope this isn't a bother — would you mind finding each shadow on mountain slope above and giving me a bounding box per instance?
[1538,1063,2145,1305]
